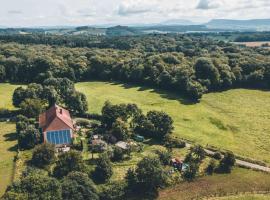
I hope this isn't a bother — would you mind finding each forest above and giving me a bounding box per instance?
[0,33,270,101]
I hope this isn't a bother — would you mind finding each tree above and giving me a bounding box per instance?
[18,125,41,150]
[3,173,61,200]
[217,152,236,173]
[146,111,174,140]
[126,157,167,197]
[111,146,125,162]
[53,150,86,178]
[195,58,220,88]
[189,145,206,163]
[0,65,6,82]
[93,153,113,183]
[19,98,46,118]
[65,91,88,114]
[156,149,172,166]
[186,80,206,101]
[61,171,99,200]
[111,119,129,141]
[205,159,217,175]
[32,143,56,168]
[99,181,126,200]
[182,162,199,181]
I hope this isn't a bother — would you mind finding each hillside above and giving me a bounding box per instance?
[76,82,270,164]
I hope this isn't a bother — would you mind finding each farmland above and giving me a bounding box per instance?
[76,81,270,164]
[159,168,270,200]
[0,122,17,196]
[233,41,270,47]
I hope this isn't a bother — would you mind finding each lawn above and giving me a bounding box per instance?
[159,168,270,200]
[76,81,270,164]
[0,122,17,196]
[0,83,21,110]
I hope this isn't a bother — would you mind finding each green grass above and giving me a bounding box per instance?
[76,81,270,164]
[0,83,21,110]
[0,122,17,196]
[159,168,270,200]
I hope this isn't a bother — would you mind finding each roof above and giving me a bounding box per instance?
[115,141,129,150]
[39,104,74,132]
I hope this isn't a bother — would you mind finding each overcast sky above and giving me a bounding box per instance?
[0,0,270,27]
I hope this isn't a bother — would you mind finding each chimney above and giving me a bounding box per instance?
[60,109,63,114]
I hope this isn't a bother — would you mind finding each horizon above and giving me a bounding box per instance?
[1,0,270,27]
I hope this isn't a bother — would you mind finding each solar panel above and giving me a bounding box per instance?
[46,129,72,145]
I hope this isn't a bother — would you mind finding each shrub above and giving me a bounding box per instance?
[212,151,222,160]
[32,143,56,168]
[111,146,125,162]
[156,149,172,166]
[205,159,217,175]
[75,118,92,127]
[99,181,126,200]
[164,136,186,149]
[217,152,236,173]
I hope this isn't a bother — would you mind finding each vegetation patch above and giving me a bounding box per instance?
[0,122,16,196]
[76,82,270,164]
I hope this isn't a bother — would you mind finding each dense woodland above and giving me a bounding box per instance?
[0,33,270,101]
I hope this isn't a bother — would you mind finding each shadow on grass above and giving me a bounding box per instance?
[109,81,197,106]
[4,132,17,142]
[8,144,18,152]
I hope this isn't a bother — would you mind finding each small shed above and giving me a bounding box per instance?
[115,141,129,150]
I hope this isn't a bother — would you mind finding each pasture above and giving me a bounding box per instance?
[76,81,270,164]
[0,122,17,196]
[0,83,21,110]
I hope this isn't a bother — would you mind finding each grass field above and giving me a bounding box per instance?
[0,83,20,110]
[0,122,17,196]
[76,81,270,164]
[159,168,270,200]
[233,41,270,48]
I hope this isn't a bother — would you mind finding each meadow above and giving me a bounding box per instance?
[76,81,270,164]
[159,168,270,200]
[0,122,17,196]
[0,83,21,110]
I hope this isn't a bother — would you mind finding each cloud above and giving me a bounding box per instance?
[77,8,96,17]
[196,0,221,10]
[8,10,23,15]
[117,1,156,16]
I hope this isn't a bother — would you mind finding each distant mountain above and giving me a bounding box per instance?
[106,25,141,36]
[161,19,196,26]
[206,19,270,31]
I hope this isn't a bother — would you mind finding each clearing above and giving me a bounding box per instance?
[0,122,17,196]
[76,81,270,164]
[0,83,21,110]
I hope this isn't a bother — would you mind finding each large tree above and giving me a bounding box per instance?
[61,172,99,200]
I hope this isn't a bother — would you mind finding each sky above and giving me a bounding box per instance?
[0,0,270,27]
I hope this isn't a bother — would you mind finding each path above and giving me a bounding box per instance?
[185,143,270,173]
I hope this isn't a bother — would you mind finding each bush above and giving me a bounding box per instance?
[75,118,92,127]
[164,136,186,149]
[156,149,172,166]
[212,151,222,160]
[32,143,56,168]
[111,146,125,162]
[205,159,217,175]
[217,152,236,173]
